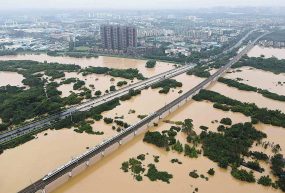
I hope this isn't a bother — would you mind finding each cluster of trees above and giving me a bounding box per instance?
[200,122,267,169]
[187,66,211,78]
[257,175,273,187]
[103,117,113,124]
[82,66,145,80]
[73,80,85,90]
[231,168,256,183]
[249,151,269,161]
[74,123,103,135]
[143,131,169,148]
[145,60,157,68]
[243,161,264,173]
[0,60,81,75]
[218,77,285,102]
[170,158,182,164]
[81,66,110,75]
[121,155,173,183]
[114,119,130,128]
[60,78,77,85]
[271,154,285,191]
[0,134,35,153]
[120,89,141,101]
[145,164,173,184]
[52,99,120,130]
[121,157,145,181]
[151,79,183,94]
[117,81,128,87]
[233,56,285,74]
[143,121,200,158]
[0,84,63,130]
[193,90,285,128]
[220,117,232,125]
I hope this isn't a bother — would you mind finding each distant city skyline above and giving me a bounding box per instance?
[0,0,284,10]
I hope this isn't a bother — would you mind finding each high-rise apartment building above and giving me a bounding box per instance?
[100,25,137,51]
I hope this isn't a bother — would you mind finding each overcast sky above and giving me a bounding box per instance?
[0,0,284,10]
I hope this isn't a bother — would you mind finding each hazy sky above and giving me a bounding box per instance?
[0,0,284,10]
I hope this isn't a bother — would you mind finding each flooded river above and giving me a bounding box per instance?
[53,99,283,193]
[0,71,25,87]
[248,45,285,59]
[0,54,284,193]
[0,54,175,78]
[226,67,285,96]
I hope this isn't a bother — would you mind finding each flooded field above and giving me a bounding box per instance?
[226,67,285,96]
[56,72,135,98]
[209,82,285,111]
[0,54,284,193]
[53,99,284,193]
[0,54,174,78]
[0,71,25,87]
[0,73,204,193]
[248,45,285,59]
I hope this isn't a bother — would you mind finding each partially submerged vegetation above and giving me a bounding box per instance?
[200,122,267,168]
[121,154,173,183]
[187,66,211,78]
[193,90,285,128]
[218,77,285,102]
[151,79,182,94]
[145,60,157,68]
[81,66,145,80]
[233,56,285,74]
[0,60,81,130]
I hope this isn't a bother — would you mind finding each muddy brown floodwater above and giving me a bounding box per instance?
[0,54,284,193]
[0,71,25,87]
[53,99,284,193]
[225,67,285,96]
[56,72,136,98]
[0,54,175,78]
[248,45,285,59]
[0,68,203,193]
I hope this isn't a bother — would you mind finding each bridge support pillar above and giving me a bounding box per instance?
[68,171,72,177]
[134,131,137,136]
[101,151,105,157]
[41,189,46,193]
[118,140,122,145]
[86,160,89,166]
